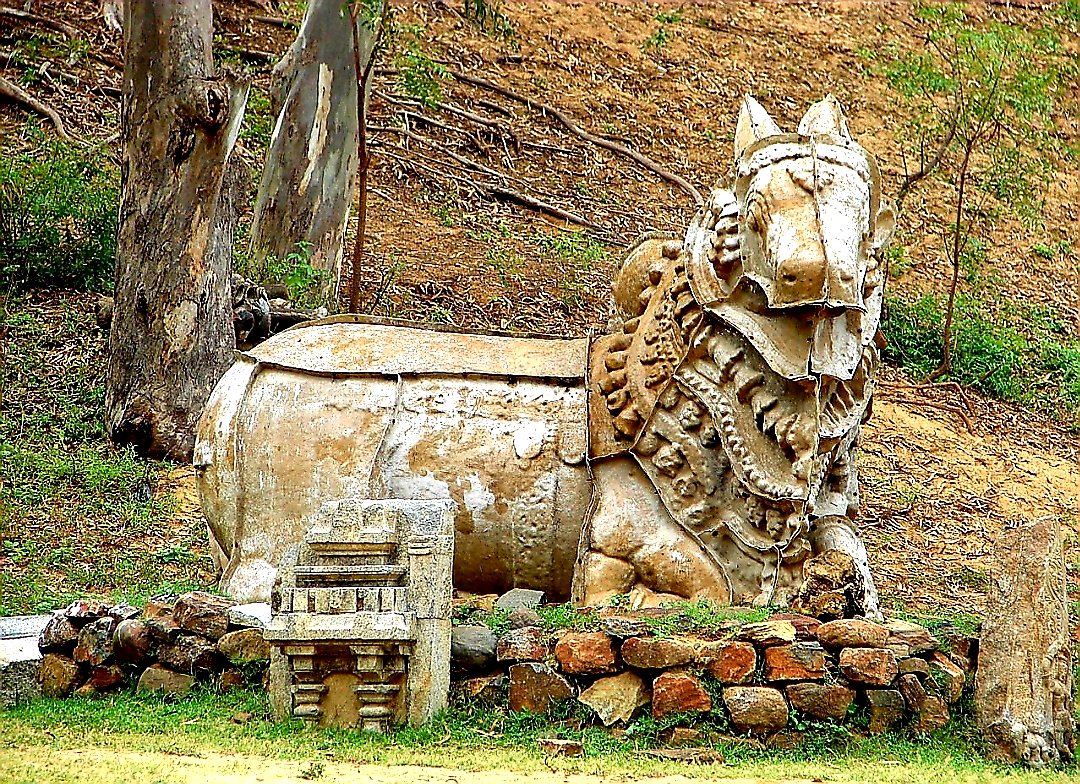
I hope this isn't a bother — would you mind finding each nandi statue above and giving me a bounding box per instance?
[195,96,894,617]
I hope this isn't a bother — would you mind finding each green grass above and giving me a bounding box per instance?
[2,688,1078,782]
[0,133,119,292]
[0,294,212,615]
[881,293,1080,419]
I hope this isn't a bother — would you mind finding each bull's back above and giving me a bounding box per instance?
[194,316,592,603]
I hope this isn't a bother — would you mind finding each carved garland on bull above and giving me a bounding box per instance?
[585,96,895,615]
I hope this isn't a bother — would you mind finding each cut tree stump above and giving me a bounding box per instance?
[975,517,1075,768]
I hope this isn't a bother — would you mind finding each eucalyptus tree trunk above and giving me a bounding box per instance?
[248,0,369,299]
[106,0,248,461]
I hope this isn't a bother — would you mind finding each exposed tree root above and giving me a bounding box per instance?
[0,5,81,37]
[0,74,69,139]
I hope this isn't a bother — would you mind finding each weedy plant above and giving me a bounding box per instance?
[878,2,1074,381]
[463,0,515,40]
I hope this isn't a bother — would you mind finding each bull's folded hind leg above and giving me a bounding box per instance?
[571,457,731,608]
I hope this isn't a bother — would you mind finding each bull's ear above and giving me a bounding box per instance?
[798,95,852,141]
[872,198,896,251]
[734,95,782,159]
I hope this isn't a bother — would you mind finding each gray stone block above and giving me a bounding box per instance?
[495,589,546,612]
[0,635,43,708]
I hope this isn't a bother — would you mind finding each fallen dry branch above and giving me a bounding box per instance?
[0,5,81,38]
[446,69,704,207]
[878,391,975,433]
[0,73,68,138]
[487,186,598,229]
[369,124,506,180]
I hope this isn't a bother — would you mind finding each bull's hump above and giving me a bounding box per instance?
[245,315,589,381]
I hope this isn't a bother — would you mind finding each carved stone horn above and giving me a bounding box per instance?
[734,95,782,159]
[797,94,852,141]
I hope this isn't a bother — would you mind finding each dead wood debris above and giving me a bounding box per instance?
[0,73,69,138]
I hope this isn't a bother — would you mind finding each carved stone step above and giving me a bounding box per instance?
[293,565,407,586]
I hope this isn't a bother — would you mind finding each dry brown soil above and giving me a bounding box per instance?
[1,1,1078,618]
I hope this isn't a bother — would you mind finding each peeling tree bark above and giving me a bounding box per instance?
[249,0,374,298]
[106,0,248,461]
[975,517,1075,768]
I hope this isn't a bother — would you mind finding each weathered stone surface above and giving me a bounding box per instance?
[764,643,826,682]
[495,589,545,612]
[86,664,125,691]
[508,662,574,713]
[143,595,181,642]
[899,670,952,732]
[227,603,271,629]
[113,619,154,663]
[0,614,52,639]
[216,628,270,664]
[497,626,549,664]
[456,673,506,705]
[38,653,79,697]
[451,625,497,672]
[817,619,888,649]
[786,683,854,720]
[173,592,234,641]
[791,550,864,620]
[508,607,542,630]
[72,617,115,666]
[704,641,756,684]
[651,672,711,719]
[137,664,194,695]
[0,634,42,708]
[883,619,937,655]
[38,615,79,653]
[62,599,110,624]
[736,621,796,647]
[599,614,652,640]
[108,604,141,622]
[551,631,615,674]
[219,669,247,691]
[865,688,905,734]
[158,634,220,675]
[928,651,965,704]
[941,633,978,673]
[839,647,897,686]
[723,686,789,734]
[620,636,697,669]
[899,657,930,678]
[770,613,821,641]
[579,671,649,726]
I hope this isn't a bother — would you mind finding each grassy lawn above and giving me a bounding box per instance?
[0,689,1075,783]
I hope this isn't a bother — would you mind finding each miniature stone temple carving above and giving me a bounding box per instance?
[264,499,453,730]
[196,95,893,619]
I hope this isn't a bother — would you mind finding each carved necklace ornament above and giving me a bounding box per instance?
[589,95,895,606]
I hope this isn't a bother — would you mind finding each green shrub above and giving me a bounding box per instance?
[0,138,119,292]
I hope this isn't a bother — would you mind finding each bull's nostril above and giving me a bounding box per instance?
[840,272,854,283]
[782,273,798,284]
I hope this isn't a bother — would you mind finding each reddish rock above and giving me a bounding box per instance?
[899,657,930,677]
[73,617,115,666]
[216,628,270,664]
[723,686,789,734]
[554,631,617,674]
[219,670,247,692]
[508,663,574,713]
[137,664,194,695]
[38,614,79,653]
[764,643,826,682]
[114,619,154,663]
[578,671,649,726]
[817,619,889,649]
[785,683,855,720]
[736,620,796,647]
[927,651,966,703]
[496,626,549,663]
[143,596,181,642]
[173,592,234,641]
[107,604,141,622]
[839,647,898,686]
[866,688,905,734]
[456,673,506,705]
[86,665,125,691]
[159,634,220,675]
[791,550,865,620]
[651,672,711,719]
[883,619,937,655]
[898,672,929,711]
[770,613,821,641]
[38,654,79,697]
[62,599,110,624]
[704,641,756,684]
[620,636,696,669]
[599,613,653,639]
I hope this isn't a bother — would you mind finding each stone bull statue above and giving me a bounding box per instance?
[195,96,894,616]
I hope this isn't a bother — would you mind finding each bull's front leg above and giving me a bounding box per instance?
[571,456,731,608]
[809,515,881,620]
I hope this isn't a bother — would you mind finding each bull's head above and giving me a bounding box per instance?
[686,96,895,383]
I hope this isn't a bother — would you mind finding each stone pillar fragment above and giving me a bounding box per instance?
[975,517,1075,768]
